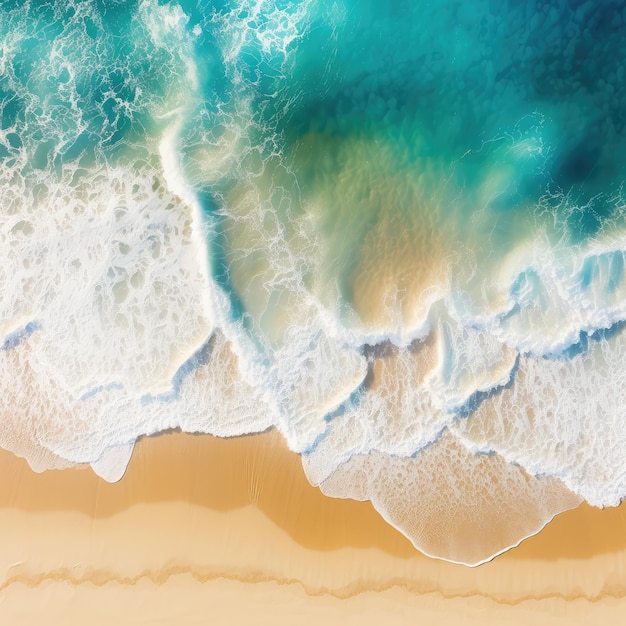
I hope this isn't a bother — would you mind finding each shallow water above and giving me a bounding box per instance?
[2,0,626,564]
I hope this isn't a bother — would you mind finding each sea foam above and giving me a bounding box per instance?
[3,0,626,566]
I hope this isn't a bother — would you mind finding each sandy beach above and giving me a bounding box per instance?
[0,430,625,625]
[4,2,626,624]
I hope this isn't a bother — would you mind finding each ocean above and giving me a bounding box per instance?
[1,0,625,565]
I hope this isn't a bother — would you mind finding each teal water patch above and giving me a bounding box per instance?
[4,1,626,239]
[3,0,625,330]
[0,0,202,176]
[169,0,626,338]
[276,0,626,241]
[173,2,618,332]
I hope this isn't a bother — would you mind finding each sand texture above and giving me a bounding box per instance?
[1,430,626,625]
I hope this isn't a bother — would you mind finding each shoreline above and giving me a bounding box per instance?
[1,430,626,623]
[2,429,625,562]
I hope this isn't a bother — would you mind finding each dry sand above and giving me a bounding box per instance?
[0,429,625,624]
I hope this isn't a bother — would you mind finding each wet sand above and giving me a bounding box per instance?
[1,429,626,624]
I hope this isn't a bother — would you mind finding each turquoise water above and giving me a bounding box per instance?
[3,0,626,564]
[186,0,626,336]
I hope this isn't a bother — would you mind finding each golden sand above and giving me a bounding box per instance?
[1,430,625,624]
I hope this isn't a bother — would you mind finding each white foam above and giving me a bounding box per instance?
[6,0,626,567]
[315,431,581,566]
[0,328,277,480]
[169,12,372,453]
[90,442,135,482]
[302,305,517,484]
[490,235,626,354]
[2,165,213,396]
[210,0,313,69]
[453,323,626,507]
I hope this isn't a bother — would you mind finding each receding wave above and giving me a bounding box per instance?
[1,0,625,564]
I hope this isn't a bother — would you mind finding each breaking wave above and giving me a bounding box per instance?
[2,0,626,564]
